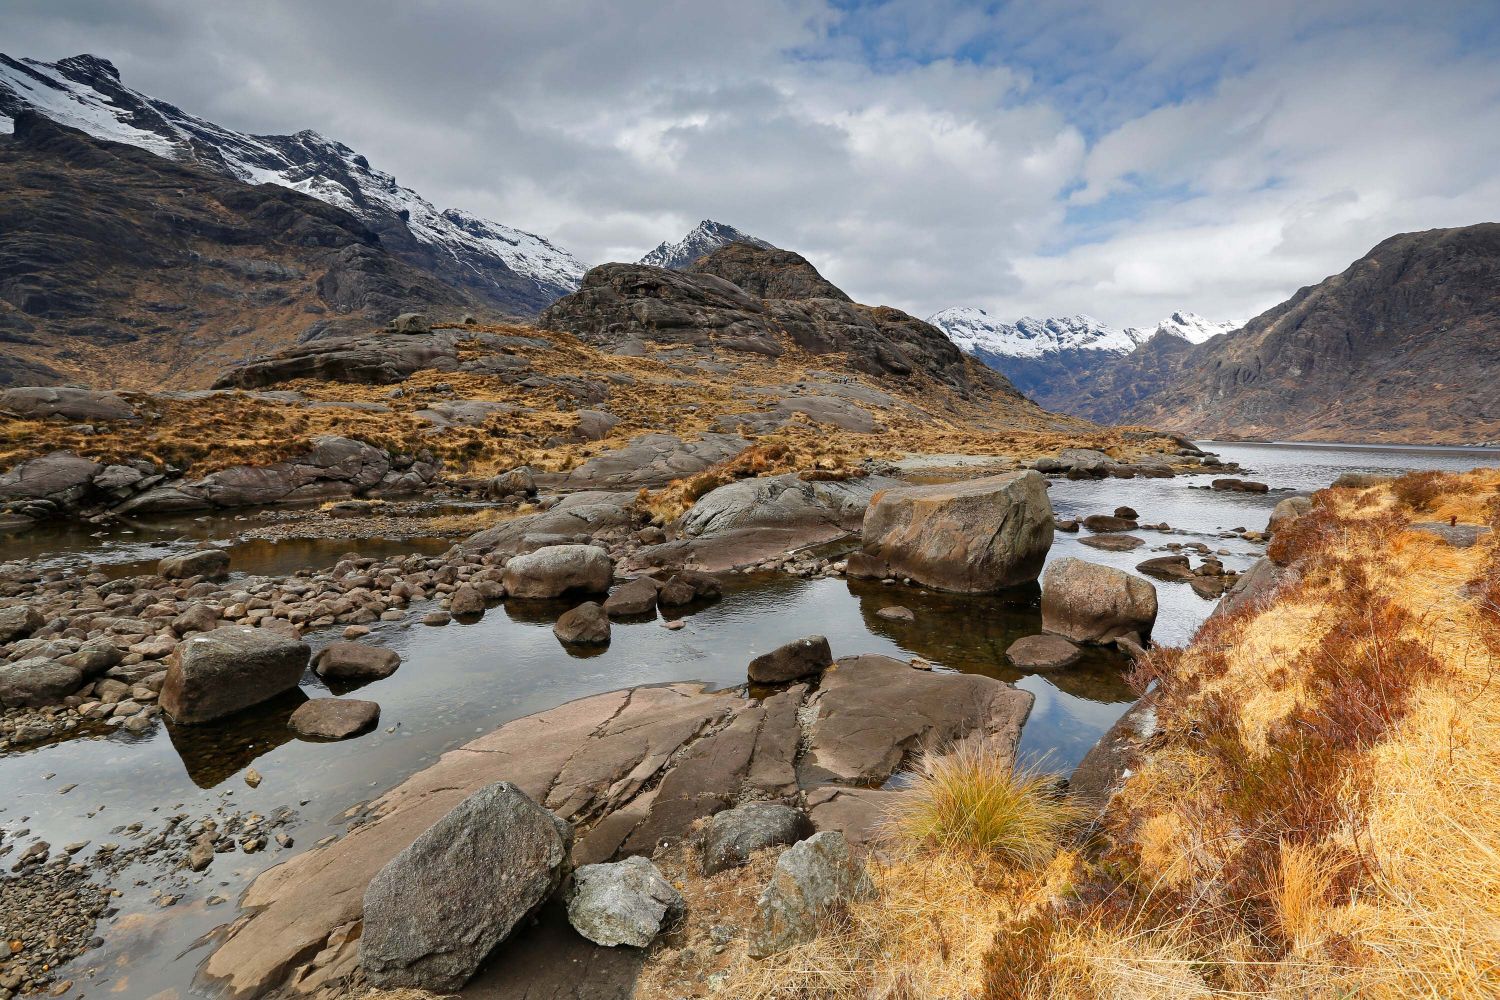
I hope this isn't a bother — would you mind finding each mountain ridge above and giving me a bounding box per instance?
[638,220,774,270]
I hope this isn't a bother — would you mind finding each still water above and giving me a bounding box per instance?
[1,440,1496,997]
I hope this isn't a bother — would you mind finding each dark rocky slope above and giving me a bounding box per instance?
[1069,224,1500,443]
[0,113,477,389]
[542,243,1017,401]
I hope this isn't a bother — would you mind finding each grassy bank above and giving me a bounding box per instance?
[638,469,1499,998]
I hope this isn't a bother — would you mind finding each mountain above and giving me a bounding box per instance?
[0,111,478,389]
[1128,311,1237,345]
[1102,224,1500,444]
[0,53,583,315]
[638,220,774,270]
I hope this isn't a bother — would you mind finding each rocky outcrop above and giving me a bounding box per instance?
[360,782,572,990]
[158,626,310,724]
[851,470,1053,592]
[544,433,748,491]
[541,244,1017,397]
[1040,558,1158,644]
[210,330,463,389]
[0,386,136,421]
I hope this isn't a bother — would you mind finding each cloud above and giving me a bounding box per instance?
[6,0,1500,328]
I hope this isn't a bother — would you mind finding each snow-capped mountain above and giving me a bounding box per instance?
[1125,311,1237,345]
[928,308,1146,360]
[639,220,774,270]
[0,53,584,314]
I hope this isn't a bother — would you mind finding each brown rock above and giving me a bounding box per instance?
[748,635,832,683]
[290,698,380,740]
[554,602,611,644]
[1040,558,1158,644]
[1005,633,1082,670]
[313,643,401,682]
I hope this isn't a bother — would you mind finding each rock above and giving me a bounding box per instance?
[1266,495,1313,535]
[566,856,683,948]
[289,699,380,740]
[1041,558,1157,644]
[875,605,914,621]
[1411,522,1493,548]
[1211,478,1269,493]
[1078,534,1145,551]
[1190,576,1231,599]
[702,803,813,875]
[1005,633,1082,670]
[1214,556,1286,616]
[1081,513,1137,532]
[1053,518,1080,532]
[0,605,44,643]
[449,583,486,616]
[1113,505,1139,520]
[171,604,221,636]
[0,451,104,506]
[574,409,621,442]
[1135,555,1197,582]
[485,465,537,499]
[554,602,611,645]
[360,781,571,991]
[857,470,1053,592]
[502,544,614,598]
[313,643,401,682]
[603,577,659,618]
[389,312,431,334]
[748,635,832,683]
[213,333,461,389]
[159,626,311,724]
[158,549,230,580]
[677,473,886,538]
[0,386,136,421]
[0,658,83,708]
[748,831,874,958]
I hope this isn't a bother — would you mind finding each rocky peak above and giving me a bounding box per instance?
[638,219,775,270]
[52,54,121,83]
[688,243,851,302]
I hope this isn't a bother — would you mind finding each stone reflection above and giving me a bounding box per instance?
[162,687,308,788]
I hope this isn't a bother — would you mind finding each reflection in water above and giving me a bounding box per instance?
[163,688,308,788]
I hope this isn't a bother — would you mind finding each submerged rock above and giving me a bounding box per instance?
[159,626,311,724]
[567,855,683,948]
[1040,558,1158,645]
[1005,633,1082,670]
[854,470,1053,592]
[360,782,572,991]
[748,831,874,958]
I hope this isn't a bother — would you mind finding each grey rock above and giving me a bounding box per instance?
[678,473,889,538]
[360,781,571,991]
[1266,495,1313,535]
[313,642,401,682]
[0,657,83,708]
[389,312,431,334]
[702,803,813,875]
[158,549,230,580]
[1040,558,1158,644]
[485,465,537,499]
[603,577,659,618]
[574,409,621,441]
[503,544,613,599]
[748,831,874,957]
[0,451,103,504]
[554,602,611,645]
[0,387,136,421]
[289,698,380,740]
[0,605,44,644]
[567,855,683,947]
[748,635,832,683]
[159,626,311,724]
[1005,633,1082,670]
[1411,521,1492,548]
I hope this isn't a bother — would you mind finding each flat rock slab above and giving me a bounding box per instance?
[1411,521,1493,548]
[1078,534,1145,552]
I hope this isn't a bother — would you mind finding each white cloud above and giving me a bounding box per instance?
[5,0,1500,329]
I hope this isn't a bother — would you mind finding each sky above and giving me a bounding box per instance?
[8,0,1500,329]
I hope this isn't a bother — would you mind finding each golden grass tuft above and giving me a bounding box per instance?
[886,742,1082,866]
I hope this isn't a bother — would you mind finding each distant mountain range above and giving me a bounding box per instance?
[927,308,1236,413]
[638,220,774,270]
[933,227,1500,444]
[0,53,584,315]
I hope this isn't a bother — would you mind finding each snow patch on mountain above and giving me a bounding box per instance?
[639,220,774,270]
[929,307,1236,359]
[0,53,585,300]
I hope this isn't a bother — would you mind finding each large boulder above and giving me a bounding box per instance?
[158,548,230,580]
[566,856,683,948]
[360,782,572,990]
[702,802,814,875]
[748,831,874,957]
[159,626,311,724]
[485,465,537,499]
[0,451,103,504]
[0,387,136,421]
[0,605,44,644]
[677,474,887,538]
[748,635,832,684]
[1040,558,1158,644]
[854,471,1053,592]
[0,657,83,708]
[502,544,614,598]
